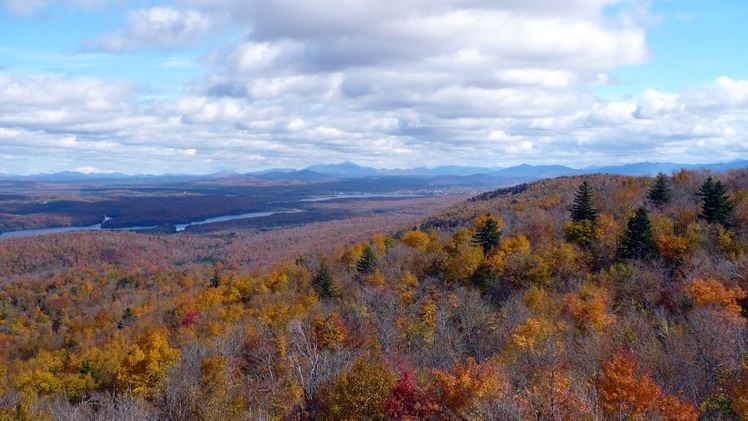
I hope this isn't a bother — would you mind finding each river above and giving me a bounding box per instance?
[0,210,302,240]
[301,193,424,202]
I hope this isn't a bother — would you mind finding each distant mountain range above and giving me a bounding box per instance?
[294,160,748,179]
[2,160,747,185]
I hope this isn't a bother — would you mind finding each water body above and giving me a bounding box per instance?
[301,193,424,202]
[174,209,303,231]
[0,210,302,239]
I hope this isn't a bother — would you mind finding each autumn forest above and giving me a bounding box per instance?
[3,169,748,420]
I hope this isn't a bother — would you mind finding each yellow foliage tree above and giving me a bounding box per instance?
[362,270,385,287]
[371,233,388,255]
[117,328,179,397]
[197,356,244,419]
[315,351,396,420]
[313,312,348,350]
[395,271,420,304]
[12,350,97,401]
[341,242,367,269]
[263,267,289,292]
[401,230,431,251]
[509,317,566,357]
[443,228,483,283]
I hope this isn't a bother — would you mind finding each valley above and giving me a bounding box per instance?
[1,168,748,420]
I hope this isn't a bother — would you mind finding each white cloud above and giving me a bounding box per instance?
[91,7,214,52]
[2,1,748,174]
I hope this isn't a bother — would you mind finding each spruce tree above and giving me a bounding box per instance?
[570,181,599,224]
[312,261,341,299]
[697,177,733,226]
[356,244,377,275]
[472,213,502,254]
[617,207,657,260]
[647,172,673,208]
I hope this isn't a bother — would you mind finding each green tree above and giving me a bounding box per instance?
[312,261,341,299]
[697,177,733,226]
[117,307,137,329]
[569,181,599,224]
[647,172,673,208]
[472,213,502,254]
[617,207,657,260]
[356,244,377,275]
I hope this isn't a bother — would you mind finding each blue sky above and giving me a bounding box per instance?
[0,0,747,174]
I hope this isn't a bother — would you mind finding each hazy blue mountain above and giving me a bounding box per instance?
[256,169,329,181]
[588,160,748,176]
[4,160,748,185]
[304,161,380,176]
[495,164,581,178]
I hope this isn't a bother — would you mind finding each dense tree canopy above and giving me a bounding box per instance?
[3,170,748,419]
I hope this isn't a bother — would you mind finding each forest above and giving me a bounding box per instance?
[2,169,748,420]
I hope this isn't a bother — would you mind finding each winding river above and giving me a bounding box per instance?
[0,210,302,240]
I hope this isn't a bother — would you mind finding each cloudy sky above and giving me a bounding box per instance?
[0,0,746,174]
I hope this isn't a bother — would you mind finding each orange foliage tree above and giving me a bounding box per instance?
[686,279,746,318]
[596,353,698,421]
[428,357,506,418]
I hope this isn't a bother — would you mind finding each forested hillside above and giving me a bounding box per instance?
[3,169,748,420]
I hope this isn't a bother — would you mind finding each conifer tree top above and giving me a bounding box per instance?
[697,176,733,226]
[472,213,502,254]
[617,206,657,260]
[647,172,673,208]
[570,181,599,224]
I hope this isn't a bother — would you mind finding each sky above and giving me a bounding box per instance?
[0,0,747,175]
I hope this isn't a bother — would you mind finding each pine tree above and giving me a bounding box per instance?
[117,307,137,329]
[570,181,599,224]
[312,261,341,299]
[647,172,672,208]
[356,244,378,275]
[617,207,657,260]
[472,213,502,254]
[209,271,221,288]
[697,177,733,226]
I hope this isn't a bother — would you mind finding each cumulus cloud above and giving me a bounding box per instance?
[90,7,214,52]
[0,73,137,130]
[1,0,748,174]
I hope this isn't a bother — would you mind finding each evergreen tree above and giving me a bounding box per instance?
[312,261,341,299]
[570,181,599,224]
[210,271,221,288]
[647,172,673,208]
[356,244,377,275]
[697,177,733,226]
[472,213,502,254]
[617,207,657,260]
[118,307,137,329]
